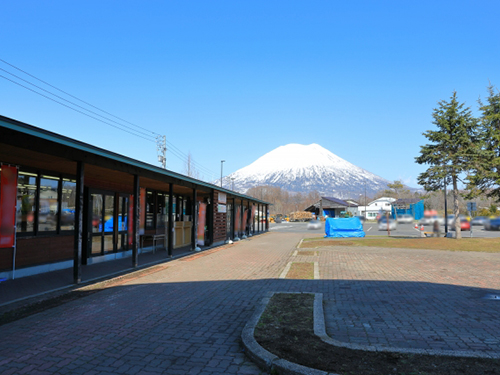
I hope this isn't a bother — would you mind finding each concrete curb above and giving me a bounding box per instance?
[242,292,500,375]
[241,292,336,375]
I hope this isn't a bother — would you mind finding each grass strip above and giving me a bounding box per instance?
[300,237,500,252]
[255,293,500,375]
[286,262,314,279]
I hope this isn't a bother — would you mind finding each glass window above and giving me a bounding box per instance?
[92,194,103,233]
[104,195,114,233]
[118,196,127,232]
[157,192,168,229]
[60,179,76,231]
[17,172,37,234]
[38,176,59,232]
[146,190,155,229]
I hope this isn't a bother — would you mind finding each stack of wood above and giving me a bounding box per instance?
[289,211,313,222]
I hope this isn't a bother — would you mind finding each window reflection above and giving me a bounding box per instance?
[61,179,76,230]
[17,172,37,234]
[104,195,114,233]
[39,176,59,232]
[92,194,103,233]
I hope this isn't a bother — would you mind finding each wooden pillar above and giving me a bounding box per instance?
[208,190,214,245]
[192,188,197,250]
[132,174,139,267]
[73,161,84,284]
[232,199,237,238]
[168,183,173,257]
[265,204,269,231]
[258,204,261,232]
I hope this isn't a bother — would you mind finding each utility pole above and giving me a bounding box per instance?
[220,160,225,187]
[156,135,167,169]
[444,177,448,235]
[364,180,367,220]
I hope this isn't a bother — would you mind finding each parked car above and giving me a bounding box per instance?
[450,217,471,231]
[489,217,500,231]
[355,215,366,223]
[378,217,397,231]
[397,214,413,224]
[307,220,322,230]
[471,216,488,226]
[420,216,444,226]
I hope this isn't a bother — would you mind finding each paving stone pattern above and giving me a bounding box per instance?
[1,236,500,374]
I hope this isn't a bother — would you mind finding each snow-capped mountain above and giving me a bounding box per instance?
[220,143,391,198]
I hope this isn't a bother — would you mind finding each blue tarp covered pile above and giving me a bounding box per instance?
[325,217,365,238]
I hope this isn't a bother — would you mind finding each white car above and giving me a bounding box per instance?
[396,214,413,224]
[307,220,322,230]
[378,217,397,231]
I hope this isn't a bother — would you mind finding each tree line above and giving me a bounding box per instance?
[416,85,500,238]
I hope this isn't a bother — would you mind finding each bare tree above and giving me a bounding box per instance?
[184,152,200,179]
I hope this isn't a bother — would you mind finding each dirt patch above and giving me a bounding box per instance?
[254,293,500,375]
[286,263,314,279]
[297,251,317,256]
[300,240,355,248]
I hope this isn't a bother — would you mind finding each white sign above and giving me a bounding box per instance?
[218,192,227,204]
[218,204,227,213]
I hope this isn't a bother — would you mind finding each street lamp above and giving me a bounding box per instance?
[220,160,225,188]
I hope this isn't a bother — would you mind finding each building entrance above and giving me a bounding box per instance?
[86,189,130,260]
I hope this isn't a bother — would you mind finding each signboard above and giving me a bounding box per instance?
[218,192,226,204]
[466,202,477,212]
[217,204,226,213]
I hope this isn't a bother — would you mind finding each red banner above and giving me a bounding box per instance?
[235,206,241,235]
[0,165,18,248]
[242,209,248,232]
[197,203,206,246]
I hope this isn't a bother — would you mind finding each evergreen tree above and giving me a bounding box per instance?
[415,92,480,239]
[467,85,500,201]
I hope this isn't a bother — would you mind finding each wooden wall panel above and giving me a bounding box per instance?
[0,235,73,271]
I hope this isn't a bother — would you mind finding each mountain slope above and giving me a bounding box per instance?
[222,143,390,197]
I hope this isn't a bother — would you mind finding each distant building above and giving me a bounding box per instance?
[357,197,396,219]
[304,197,358,218]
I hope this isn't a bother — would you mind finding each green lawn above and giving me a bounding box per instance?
[300,236,500,252]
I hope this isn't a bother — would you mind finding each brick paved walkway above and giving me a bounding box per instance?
[1,234,499,374]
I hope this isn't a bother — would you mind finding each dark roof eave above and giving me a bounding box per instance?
[0,115,269,205]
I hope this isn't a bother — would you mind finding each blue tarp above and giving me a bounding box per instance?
[391,200,424,220]
[325,217,365,238]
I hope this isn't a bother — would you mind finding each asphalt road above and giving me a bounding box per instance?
[269,221,500,238]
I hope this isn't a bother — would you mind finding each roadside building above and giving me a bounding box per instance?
[357,197,396,220]
[304,197,358,218]
[0,115,269,282]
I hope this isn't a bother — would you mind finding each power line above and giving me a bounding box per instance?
[0,58,160,137]
[0,67,156,140]
[0,58,219,179]
[0,73,156,143]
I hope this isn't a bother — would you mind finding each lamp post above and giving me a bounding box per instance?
[220,160,225,187]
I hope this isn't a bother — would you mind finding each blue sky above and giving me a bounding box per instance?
[1,1,499,189]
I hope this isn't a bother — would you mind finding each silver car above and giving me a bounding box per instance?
[397,214,413,224]
[378,217,397,231]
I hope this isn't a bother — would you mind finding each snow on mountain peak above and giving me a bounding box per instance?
[237,143,358,175]
[223,143,390,197]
